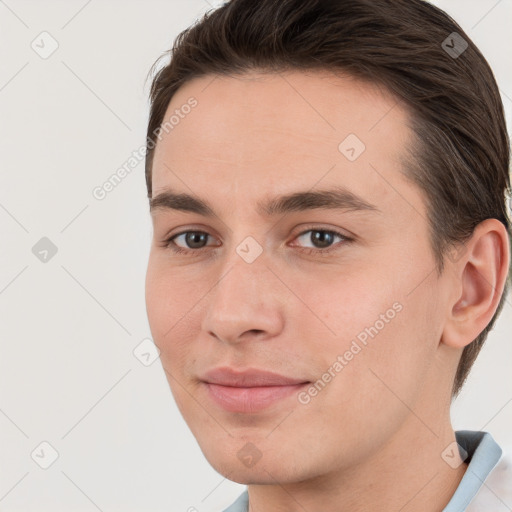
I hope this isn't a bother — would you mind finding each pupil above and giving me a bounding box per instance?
[187,232,207,248]
[312,230,333,248]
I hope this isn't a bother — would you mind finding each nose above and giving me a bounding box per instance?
[201,248,284,346]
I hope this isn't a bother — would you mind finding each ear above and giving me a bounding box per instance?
[442,218,510,349]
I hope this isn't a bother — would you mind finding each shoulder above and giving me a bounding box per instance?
[219,489,249,512]
[467,445,512,511]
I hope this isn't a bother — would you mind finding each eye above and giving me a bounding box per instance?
[290,228,352,255]
[161,227,352,256]
[163,230,217,254]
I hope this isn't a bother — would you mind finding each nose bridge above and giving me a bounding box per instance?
[215,216,269,290]
[212,237,268,310]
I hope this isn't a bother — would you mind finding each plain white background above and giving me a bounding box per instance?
[0,1,511,511]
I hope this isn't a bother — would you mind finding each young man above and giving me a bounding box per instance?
[143,0,512,510]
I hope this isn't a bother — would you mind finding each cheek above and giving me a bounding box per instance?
[145,258,208,374]
[145,268,197,411]
[145,260,184,359]
[146,254,195,335]
[306,268,437,407]
[145,264,170,340]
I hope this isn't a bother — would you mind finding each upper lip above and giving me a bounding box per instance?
[201,367,310,387]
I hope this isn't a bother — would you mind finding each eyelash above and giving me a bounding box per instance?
[161,227,352,257]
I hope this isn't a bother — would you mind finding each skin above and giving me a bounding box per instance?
[145,70,510,511]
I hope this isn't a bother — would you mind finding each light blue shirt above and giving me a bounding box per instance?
[221,430,506,512]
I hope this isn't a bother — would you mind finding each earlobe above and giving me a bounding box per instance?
[442,219,510,349]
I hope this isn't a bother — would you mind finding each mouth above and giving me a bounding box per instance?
[199,366,311,413]
[203,382,310,413]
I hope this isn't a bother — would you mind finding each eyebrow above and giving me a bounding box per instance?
[149,185,381,217]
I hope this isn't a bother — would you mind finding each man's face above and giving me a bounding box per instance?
[145,71,455,483]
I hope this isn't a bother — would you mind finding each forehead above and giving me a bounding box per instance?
[151,70,424,222]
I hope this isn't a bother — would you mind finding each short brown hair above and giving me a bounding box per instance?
[144,0,511,398]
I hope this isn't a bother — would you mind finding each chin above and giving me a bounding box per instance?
[218,469,271,485]
[203,446,308,485]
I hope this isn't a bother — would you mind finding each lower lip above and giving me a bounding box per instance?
[204,382,309,413]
